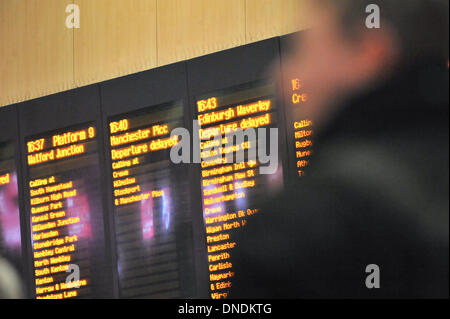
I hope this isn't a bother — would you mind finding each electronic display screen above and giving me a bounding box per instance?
[25,123,108,299]
[0,141,22,262]
[288,77,313,178]
[195,81,283,299]
[108,101,196,298]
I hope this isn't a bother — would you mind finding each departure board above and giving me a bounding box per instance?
[195,81,282,299]
[281,34,314,178]
[0,142,22,261]
[108,101,196,298]
[289,77,313,178]
[25,123,107,299]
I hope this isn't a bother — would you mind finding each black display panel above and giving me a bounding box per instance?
[187,38,287,299]
[280,33,314,179]
[0,107,23,269]
[101,64,200,298]
[18,86,113,299]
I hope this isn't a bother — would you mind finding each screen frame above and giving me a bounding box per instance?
[17,84,115,299]
[100,62,209,298]
[186,37,290,298]
[280,31,312,183]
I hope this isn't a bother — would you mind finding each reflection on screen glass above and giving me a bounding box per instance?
[108,101,196,298]
[195,81,283,299]
[0,142,22,261]
[26,124,108,299]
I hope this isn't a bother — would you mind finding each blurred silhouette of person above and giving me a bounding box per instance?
[231,0,448,298]
[0,256,23,299]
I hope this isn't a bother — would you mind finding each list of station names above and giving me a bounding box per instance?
[195,82,279,299]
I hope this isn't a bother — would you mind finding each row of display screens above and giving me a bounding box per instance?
[0,35,313,299]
